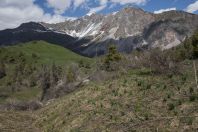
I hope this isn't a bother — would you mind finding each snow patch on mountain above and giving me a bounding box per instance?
[106,27,119,39]
[65,22,102,38]
[112,11,118,15]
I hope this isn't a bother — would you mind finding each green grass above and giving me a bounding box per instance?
[9,87,41,102]
[0,40,92,65]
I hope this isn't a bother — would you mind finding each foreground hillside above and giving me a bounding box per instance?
[0,60,198,131]
[35,61,198,131]
[0,31,197,131]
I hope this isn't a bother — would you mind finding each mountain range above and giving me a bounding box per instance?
[0,7,198,57]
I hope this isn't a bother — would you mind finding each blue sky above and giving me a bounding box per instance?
[0,0,198,30]
[144,0,198,13]
[34,0,198,18]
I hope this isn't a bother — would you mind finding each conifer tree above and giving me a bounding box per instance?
[104,45,122,71]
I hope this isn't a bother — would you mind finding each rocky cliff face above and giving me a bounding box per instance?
[0,7,198,57]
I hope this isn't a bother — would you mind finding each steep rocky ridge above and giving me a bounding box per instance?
[42,7,198,56]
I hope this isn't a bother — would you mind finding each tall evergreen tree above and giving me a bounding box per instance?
[104,45,122,71]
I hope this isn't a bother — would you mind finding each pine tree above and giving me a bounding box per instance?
[191,31,198,58]
[104,45,122,71]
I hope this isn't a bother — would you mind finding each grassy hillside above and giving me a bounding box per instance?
[0,41,93,104]
[0,41,92,65]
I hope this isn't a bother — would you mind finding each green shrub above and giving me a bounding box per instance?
[51,63,62,84]
[78,60,84,67]
[137,80,144,87]
[66,65,77,83]
[32,53,39,59]
[144,113,149,120]
[0,61,6,79]
[112,89,119,97]
[137,80,151,90]
[168,103,175,110]
[180,117,194,125]
[189,87,194,94]
[176,100,182,106]
[189,94,197,102]
[191,30,198,58]
[172,30,198,60]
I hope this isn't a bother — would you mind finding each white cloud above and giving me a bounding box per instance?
[110,0,147,5]
[0,0,36,8]
[87,5,107,15]
[73,0,87,8]
[46,0,87,14]
[186,1,198,13]
[0,0,67,30]
[0,0,149,30]
[46,0,148,15]
[99,0,109,5]
[86,0,146,15]
[46,0,72,14]
[98,0,146,5]
[154,7,176,14]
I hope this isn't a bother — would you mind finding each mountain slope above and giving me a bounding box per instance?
[0,22,89,55]
[0,22,77,46]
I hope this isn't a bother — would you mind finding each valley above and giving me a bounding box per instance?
[0,5,198,132]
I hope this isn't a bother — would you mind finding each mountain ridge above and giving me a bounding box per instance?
[0,7,198,57]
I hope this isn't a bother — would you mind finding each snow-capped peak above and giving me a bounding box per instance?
[86,12,96,16]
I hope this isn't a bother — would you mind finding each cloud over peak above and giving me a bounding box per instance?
[154,8,176,14]
[186,1,198,13]
[0,0,66,30]
[46,0,148,15]
[0,0,148,30]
